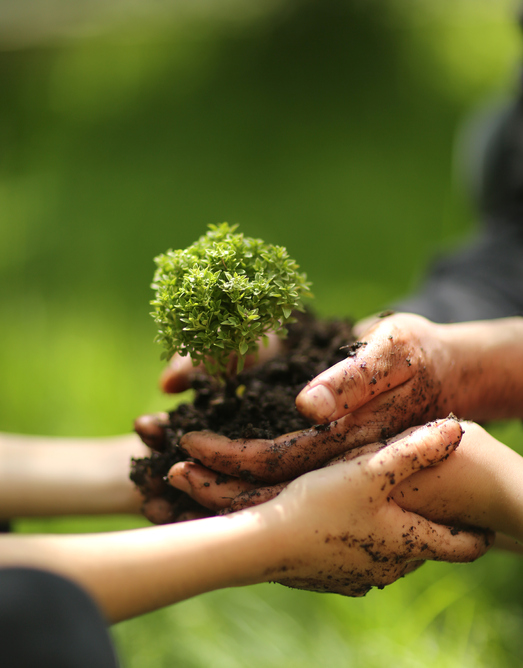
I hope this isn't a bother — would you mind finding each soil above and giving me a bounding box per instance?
[131,312,355,519]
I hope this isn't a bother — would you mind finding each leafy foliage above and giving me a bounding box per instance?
[151,223,312,377]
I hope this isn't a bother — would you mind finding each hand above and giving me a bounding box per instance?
[255,418,492,596]
[166,314,523,491]
[170,417,523,552]
[294,313,523,426]
[167,313,456,485]
[131,413,212,524]
[0,420,491,623]
[135,331,284,523]
[390,421,523,544]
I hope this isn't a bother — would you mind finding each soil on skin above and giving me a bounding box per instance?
[131,312,355,517]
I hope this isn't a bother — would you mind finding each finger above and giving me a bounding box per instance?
[224,483,287,513]
[325,426,425,466]
[141,497,178,525]
[326,441,384,466]
[161,354,199,394]
[179,388,420,484]
[366,418,464,495]
[352,315,381,338]
[254,330,284,363]
[168,461,258,511]
[141,491,212,524]
[295,320,417,423]
[397,510,493,563]
[134,413,169,451]
[178,417,377,484]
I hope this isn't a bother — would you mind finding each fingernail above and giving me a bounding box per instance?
[300,384,336,420]
[169,473,192,495]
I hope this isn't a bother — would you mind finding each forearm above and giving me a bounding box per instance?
[439,317,523,420]
[0,511,275,622]
[0,433,148,518]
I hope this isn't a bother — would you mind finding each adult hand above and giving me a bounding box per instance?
[132,412,212,524]
[166,314,523,490]
[170,417,523,557]
[168,314,455,485]
[294,313,523,426]
[254,418,492,596]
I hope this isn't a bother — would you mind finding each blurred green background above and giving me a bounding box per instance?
[2,0,523,666]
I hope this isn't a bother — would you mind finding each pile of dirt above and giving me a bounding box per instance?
[131,312,355,518]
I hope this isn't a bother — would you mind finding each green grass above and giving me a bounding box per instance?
[2,1,523,666]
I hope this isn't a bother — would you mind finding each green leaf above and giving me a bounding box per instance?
[150,223,313,378]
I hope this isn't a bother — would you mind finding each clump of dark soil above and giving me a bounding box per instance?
[131,312,355,518]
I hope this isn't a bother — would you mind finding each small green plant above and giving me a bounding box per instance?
[151,223,312,378]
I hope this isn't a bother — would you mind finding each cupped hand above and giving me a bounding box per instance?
[167,314,461,485]
[255,418,492,596]
[132,413,212,524]
[294,312,455,425]
[169,418,523,552]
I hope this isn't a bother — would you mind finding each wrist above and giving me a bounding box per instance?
[212,506,289,588]
[438,318,523,420]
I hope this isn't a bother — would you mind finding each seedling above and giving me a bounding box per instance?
[151,223,312,378]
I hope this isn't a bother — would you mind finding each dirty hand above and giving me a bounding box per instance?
[293,313,523,426]
[389,421,523,545]
[163,313,459,489]
[167,415,523,548]
[254,418,492,596]
[169,418,523,556]
[134,331,283,523]
[165,313,523,491]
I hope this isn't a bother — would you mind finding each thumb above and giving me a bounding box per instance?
[295,324,415,423]
[367,418,464,497]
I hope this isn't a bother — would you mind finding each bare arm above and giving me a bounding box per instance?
[0,420,490,623]
[0,433,149,518]
[437,317,523,420]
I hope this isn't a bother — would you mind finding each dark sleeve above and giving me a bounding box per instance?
[394,97,523,324]
[394,228,523,323]
[0,567,119,668]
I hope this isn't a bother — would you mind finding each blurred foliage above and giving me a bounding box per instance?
[2,0,523,666]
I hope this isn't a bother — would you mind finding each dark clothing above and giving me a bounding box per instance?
[395,225,523,322]
[395,99,523,323]
[0,568,118,668]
